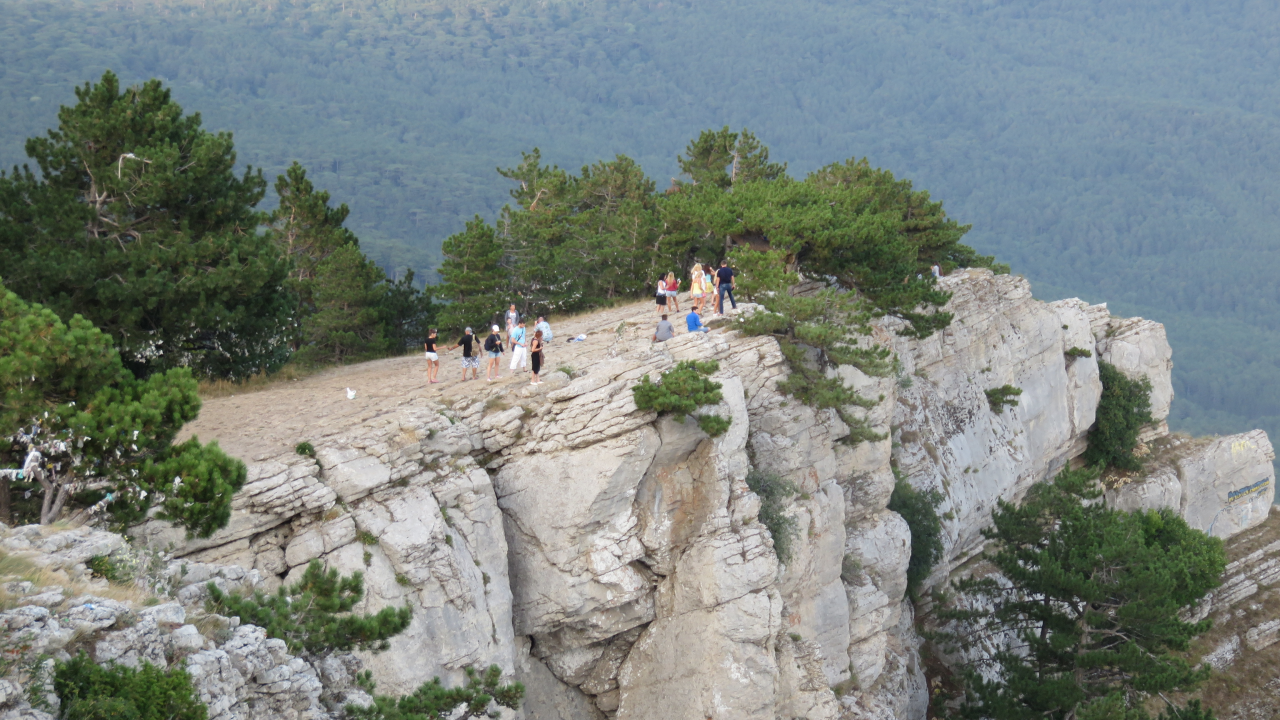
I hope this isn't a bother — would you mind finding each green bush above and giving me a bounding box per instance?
[295,442,316,457]
[633,360,732,437]
[347,664,525,720]
[745,470,799,563]
[696,414,732,437]
[1084,362,1155,471]
[85,555,123,583]
[207,560,410,656]
[1065,346,1093,358]
[54,652,207,720]
[887,475,944,598]
[984,385,1022,414]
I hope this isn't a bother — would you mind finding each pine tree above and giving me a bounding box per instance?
[378,269,436,352]
[0,71,293,379]
[0,282,244,535]
[295,244,388,365]
[1084,362,1156,471]
[437,216,505,332]
[348,665,525,720]
[676,126,787,188]
[207,559,412,657]
[734,247,893,445]
[268,161,360,309]
[55,652,208,720]
[940,467,1225,720]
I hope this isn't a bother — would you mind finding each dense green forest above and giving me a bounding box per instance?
[3,0,1278,460]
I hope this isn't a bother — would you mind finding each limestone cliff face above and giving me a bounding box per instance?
[110,270,1273,720]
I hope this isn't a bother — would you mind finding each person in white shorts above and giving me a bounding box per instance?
[423,329,440,383]
[509,320,528,372]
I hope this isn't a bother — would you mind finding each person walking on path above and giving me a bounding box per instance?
[509,320,529,373]
[505,304,521,339]
[424,329,441,383]
[689,264,707,314]
[535,316,553,343]
[686,310,708,334]
[664,272,681,313]
[529,330,545,385]
[655,276,669,316]
[715,260,737,314]
[448,327,479,382]
[653,314,675,342]
[484,325,505,381]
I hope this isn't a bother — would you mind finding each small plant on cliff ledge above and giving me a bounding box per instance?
[984,385,1022,414]
[295,441,316,457]
[54,652,207,720]
[632,360,732,437]
[347,664,525,720]
[1084,361,1154,472]
[207,559,410,656]
[746,469,798,563]
[886,472,944,598]
[1065,346,1092,359]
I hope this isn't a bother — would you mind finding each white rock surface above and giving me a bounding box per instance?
[889,270,1103,578]
[97,268,1270,720]
[1178,430,1276,539]
[0,525,352,720]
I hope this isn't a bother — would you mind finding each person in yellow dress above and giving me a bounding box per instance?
[689,264,707,314]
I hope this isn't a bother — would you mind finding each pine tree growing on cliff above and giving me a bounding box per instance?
[207,559,411,656]
[348,664,525,720]
[0,282,244,534]
[938,467,1225,720]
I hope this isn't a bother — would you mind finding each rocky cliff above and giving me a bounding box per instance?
[3,269,1272,720]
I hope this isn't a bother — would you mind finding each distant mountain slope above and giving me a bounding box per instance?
[3,0,1278,458]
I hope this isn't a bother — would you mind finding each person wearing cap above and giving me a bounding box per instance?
[484,325,505,382]
[447,327,479,382]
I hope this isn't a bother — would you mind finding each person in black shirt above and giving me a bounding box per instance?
[447,327,479,382]
[715,260,737,314]
[424,329,440,384]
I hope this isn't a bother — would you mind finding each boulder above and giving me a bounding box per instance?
[1178,430,1276,538]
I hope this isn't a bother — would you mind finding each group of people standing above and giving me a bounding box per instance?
[655,260,737,317]
[652,259,737,342]
[421,305,553,386]
[422,259,744,386]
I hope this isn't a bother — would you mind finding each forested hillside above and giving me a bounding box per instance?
[3,0,1278,457]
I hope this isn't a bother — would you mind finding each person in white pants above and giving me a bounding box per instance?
[509,320,528,372]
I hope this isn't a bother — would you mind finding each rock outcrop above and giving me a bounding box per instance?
[0,523,364,720]
[7,268,1259,720]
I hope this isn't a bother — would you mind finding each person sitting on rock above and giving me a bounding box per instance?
[686,310,708,334]
[653,314,675,342]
